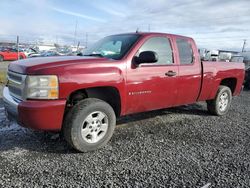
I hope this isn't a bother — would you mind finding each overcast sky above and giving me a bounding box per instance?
[0,0,249,51]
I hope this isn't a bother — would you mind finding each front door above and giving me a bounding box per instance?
[125,36,179,114]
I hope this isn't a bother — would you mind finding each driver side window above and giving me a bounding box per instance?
[136,37,173,64]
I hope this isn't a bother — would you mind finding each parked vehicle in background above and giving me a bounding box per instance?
[29,50,64,58]
[219,52,232,62]
[28,52,42,58]
[204,50,219,61]
[3,32,245,152]
[241,52,250,88]
[230,55,244,63]
[198,48,208,60]
[0,48,26,61]
[21,48,38,57]
[41,51,63,57]
[244,67,250,89]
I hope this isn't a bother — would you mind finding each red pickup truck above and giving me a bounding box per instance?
[0,48,26,61]
[3,33,245,152]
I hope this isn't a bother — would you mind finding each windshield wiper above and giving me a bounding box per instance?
[83,53,103,57]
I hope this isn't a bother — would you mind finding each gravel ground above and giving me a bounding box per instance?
[0,91,250,187]
[0,61,9,70]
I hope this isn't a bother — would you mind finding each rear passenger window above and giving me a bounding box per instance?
[137,37,173,64]
[176,39,193,64]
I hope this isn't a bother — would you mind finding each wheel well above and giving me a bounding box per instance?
[67,86,121,117]
[220,78,237,94]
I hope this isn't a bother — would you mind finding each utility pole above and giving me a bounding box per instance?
[242,39,247,52]
[148,24,151,32]
[17,35,19,60]
[74,20,78,46]
[85,33,88,48]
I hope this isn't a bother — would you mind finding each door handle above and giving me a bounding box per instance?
[165,71,177,77]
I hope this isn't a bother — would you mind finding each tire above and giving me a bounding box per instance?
[63,98,116,152]
[0,55,3,62]
[19,55,23,60]
[207,86,232,116]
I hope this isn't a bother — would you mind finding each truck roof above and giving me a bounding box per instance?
[110,32,193,40]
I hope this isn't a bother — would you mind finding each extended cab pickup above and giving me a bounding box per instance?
[3,33,245,152]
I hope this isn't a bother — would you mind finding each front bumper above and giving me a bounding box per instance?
[3,87,66,131]
[3,87,19,121]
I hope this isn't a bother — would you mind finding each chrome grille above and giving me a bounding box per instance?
[7,71,26,101]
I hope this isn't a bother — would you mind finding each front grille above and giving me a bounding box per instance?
[7,71,26,101]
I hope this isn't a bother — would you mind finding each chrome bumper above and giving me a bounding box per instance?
[3,87,19,121]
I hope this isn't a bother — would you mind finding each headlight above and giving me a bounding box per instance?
[25,75,59,99]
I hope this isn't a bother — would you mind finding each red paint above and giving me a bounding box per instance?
[0,50,26,61]
[18,100,66,131]
[8,33,245,131]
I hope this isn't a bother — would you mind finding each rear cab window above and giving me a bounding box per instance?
[176,38,193,65]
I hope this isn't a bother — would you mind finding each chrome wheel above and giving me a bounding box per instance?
[218,92,229,112]
[81,111,108,144]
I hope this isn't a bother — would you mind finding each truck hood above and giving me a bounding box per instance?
[8,56,110,74]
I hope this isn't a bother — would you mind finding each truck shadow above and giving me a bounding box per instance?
[117,102,211,125]
[0,103,211,154]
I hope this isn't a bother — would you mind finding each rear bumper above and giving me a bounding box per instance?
[3,87,66,131]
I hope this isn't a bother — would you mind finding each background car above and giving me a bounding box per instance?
[20,47,38,57]
[0,48,26,61]
[244,67,250,89]
[230,55,244,63]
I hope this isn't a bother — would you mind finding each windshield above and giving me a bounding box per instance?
[83,34,140,60]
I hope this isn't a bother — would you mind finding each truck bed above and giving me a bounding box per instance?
[198,61,245,101]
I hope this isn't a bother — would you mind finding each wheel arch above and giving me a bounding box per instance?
[66,86,122,117]
[220,77,237,94]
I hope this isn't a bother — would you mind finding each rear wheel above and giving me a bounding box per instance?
[207,86,232,116]
[63,98,116,152]
[0,55,3,62]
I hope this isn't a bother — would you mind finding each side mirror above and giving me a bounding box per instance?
[135,51,158,64]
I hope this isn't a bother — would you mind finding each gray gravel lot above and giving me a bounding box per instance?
[0,91,250,187]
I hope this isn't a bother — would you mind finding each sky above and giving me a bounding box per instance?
[0,0,250,51]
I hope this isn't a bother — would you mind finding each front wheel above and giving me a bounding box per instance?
[63,98,116,152]
[207,86,232,116]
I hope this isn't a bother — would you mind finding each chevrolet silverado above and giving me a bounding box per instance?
[3,33,245,152]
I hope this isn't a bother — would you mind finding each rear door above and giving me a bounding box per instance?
[125,35,179,114]
[174,37,202,105]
